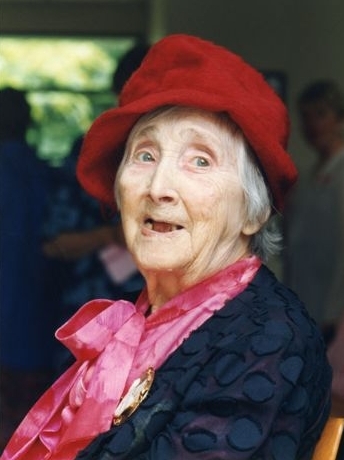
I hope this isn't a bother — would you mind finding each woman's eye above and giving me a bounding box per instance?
[137,151,155,162]
[193,156,210,167]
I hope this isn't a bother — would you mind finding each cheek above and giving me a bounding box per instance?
[117,168,140,200]
[193,177,244,219]
[187,186,220,226]
[220,187,247,233]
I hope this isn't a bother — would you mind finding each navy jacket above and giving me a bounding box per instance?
[76,265,332,460]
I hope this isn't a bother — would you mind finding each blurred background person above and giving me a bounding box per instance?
[0,87,55,450]
[41,43,149,373]
[284,80,344,344]
[111,42,150,98]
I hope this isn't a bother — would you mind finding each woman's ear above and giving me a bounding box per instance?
[242,209,270,236]
[242,220,262,236]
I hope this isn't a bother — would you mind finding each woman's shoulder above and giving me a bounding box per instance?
[200,264,328,372]
[214,264,311,332]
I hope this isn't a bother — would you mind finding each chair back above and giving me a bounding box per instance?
[312,416,344,460]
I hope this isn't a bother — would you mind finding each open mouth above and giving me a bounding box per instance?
[144,218,183,233]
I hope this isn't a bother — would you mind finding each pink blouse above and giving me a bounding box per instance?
[2,256,261,460]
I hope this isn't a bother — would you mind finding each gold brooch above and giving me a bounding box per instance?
[112,367,155,426]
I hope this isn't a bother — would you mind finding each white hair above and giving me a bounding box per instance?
[215,110,282,261]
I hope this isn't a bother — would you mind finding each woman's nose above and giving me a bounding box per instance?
[148,159,179,204]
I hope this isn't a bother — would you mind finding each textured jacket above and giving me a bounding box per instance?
[76,265,332,460]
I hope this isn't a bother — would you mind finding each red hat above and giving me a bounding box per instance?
[77,34,297,212]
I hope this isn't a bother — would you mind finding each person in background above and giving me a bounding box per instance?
[3,34,331,460]
[41,43,150,336]
[0,87,55,450]
[111,42,150,98]
[41,140,136,331]
[284,80,344,345]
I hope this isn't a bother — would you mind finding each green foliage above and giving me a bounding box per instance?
[0,36,135,165]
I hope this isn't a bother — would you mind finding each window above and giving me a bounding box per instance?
[0,36,137,165]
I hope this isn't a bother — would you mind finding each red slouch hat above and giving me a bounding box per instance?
[77,34,297,212]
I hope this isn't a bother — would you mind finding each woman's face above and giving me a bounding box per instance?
[116,108,254,284]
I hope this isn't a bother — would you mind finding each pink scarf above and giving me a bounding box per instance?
[2,256,261,460]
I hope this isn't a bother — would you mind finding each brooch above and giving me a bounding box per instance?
[112,367,155,426]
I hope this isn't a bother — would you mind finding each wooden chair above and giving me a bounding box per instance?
[312,417,344,460]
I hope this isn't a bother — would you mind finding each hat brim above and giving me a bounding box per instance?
[77,88,296,212]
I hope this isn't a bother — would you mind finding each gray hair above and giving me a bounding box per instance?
[211,109,281,261]
[118,105,281,262]
[236,140,281,261]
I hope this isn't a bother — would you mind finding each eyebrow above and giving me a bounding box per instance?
[130,124,158,141]
[132,124,219,146]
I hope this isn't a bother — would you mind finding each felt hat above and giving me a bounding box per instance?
[77,34,297,212]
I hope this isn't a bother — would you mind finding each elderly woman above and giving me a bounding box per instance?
[3,34,331,460]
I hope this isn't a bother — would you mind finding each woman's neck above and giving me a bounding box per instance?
[143,270,190,310]
[142,252,253,310]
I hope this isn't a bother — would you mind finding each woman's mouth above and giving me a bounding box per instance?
[144,218,183,233]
